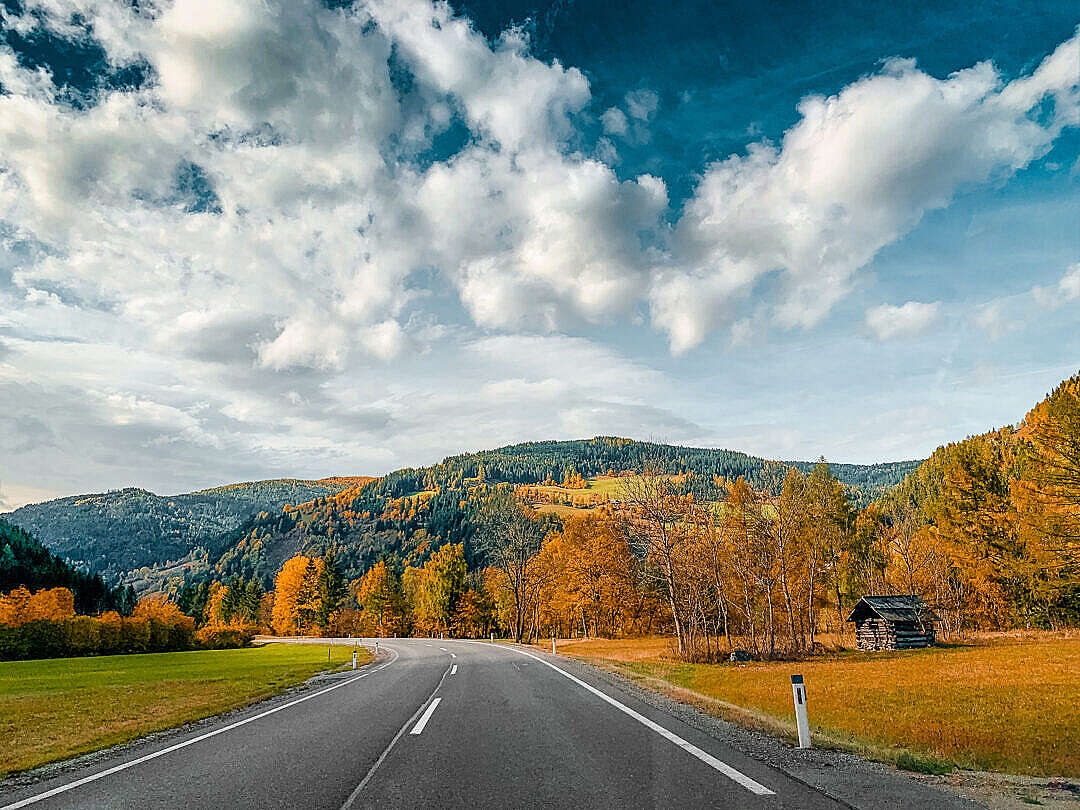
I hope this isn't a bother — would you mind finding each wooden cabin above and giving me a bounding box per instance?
[846,595,936,650]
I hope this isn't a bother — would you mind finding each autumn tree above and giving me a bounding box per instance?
[412,543,467,635]
[1020,377,1080,582]
[353,560,407,636]
[272,555,315,635]
[474,491,545,642]
[618,466,694,655]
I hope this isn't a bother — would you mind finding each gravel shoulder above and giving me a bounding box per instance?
[559,653,1079,810]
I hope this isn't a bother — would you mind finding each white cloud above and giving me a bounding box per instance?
[865,301,941,340]
[971,298,1025,340]
[654,32,1080,351]
[625,89,659,121]
[1033,264,1080,308]
[601,107,628,135]
[0,1,1077,500]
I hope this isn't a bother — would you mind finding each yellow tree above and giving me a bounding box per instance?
[272,555,316,635]
[412,543,467,636]
[25,587,76,622]
[354,560,406,636]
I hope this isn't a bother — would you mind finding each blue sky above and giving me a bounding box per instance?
[0,0,1077,507]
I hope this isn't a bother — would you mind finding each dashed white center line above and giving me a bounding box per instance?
[450,664,458,675]
[450,653,456,658]
[439,647,448,651]
[409,698,441,735]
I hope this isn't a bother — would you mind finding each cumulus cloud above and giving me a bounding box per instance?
[655,33,1080,351]
[1033,264,1080,308]
[625,89,659,121]
[865,301,941,340]
[601,107,628,135]
[0,0,1076,498]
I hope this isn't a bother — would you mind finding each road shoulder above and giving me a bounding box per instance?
[550,652,986,810]
[0,648,384,798]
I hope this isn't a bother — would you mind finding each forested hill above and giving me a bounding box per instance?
[179,438,919,595]
[378,437,919,502]
[4,478,370,578]
[5,438,917,593]
[0,518,125,613]
[869,374,1080,629]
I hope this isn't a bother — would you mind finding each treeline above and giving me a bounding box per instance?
[875,375,1080,631]
[0,588,198,660]
[0,518,132,614]
[0,517,256,660]
[361,436,917,506]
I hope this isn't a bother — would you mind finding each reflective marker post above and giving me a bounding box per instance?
[552,636,556,655]
[352,650,358,670]
[791,674,811,748]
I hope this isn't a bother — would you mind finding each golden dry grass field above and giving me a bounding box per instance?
[0,643,370,776]
[551,634,1080,776]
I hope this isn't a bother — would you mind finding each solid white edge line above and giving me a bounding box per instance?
[1,646,397,810]
[450,664,458,675]
[409,697,442,735]
[486,643,776,797]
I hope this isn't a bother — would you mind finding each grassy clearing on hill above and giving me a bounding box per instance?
[552,634,1080,776]
[0,643,370,776]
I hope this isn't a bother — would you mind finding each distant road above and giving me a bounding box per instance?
[0,639,935,808]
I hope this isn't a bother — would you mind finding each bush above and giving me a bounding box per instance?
[196,625,253,649]
[0,613,198,661]
[895,751,954,775]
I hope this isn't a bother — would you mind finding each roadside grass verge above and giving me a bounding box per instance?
[0,643,371,776]
[552,635,1080,776]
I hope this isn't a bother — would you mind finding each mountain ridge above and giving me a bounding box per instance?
[4,437,920,589]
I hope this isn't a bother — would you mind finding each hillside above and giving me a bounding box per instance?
[4,478,371,579]
[4,438,919,592]
[873,374,1080,629]
[0,518,125,613]
[181,438,919,592]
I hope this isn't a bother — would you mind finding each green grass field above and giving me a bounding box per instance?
[0,643,371,776]
[554,635,1080,777]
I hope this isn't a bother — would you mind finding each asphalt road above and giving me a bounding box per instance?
[0,639,934,809]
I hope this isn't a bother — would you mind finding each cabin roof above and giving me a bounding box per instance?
[846,595,937,623]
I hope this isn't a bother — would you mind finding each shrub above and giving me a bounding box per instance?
[0,610,198,660]
[196,626,253,650]
[896,751,954,775]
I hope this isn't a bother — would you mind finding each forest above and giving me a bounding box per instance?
[153,437,917,600]
[164,375,1080,661]
[3,441,916,591]
[4,478,366,577]
[4,376,1078,662]
[0,518,131,615]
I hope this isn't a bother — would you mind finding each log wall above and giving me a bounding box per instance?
[855,618,935,650]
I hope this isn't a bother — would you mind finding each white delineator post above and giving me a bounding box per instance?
[490,632,494,643]
[375,640,380,656]
[791,674,811,748]
[352,650,358,670]
[552,636,556,655]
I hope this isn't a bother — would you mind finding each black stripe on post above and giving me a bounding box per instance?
[791,674,804,684]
